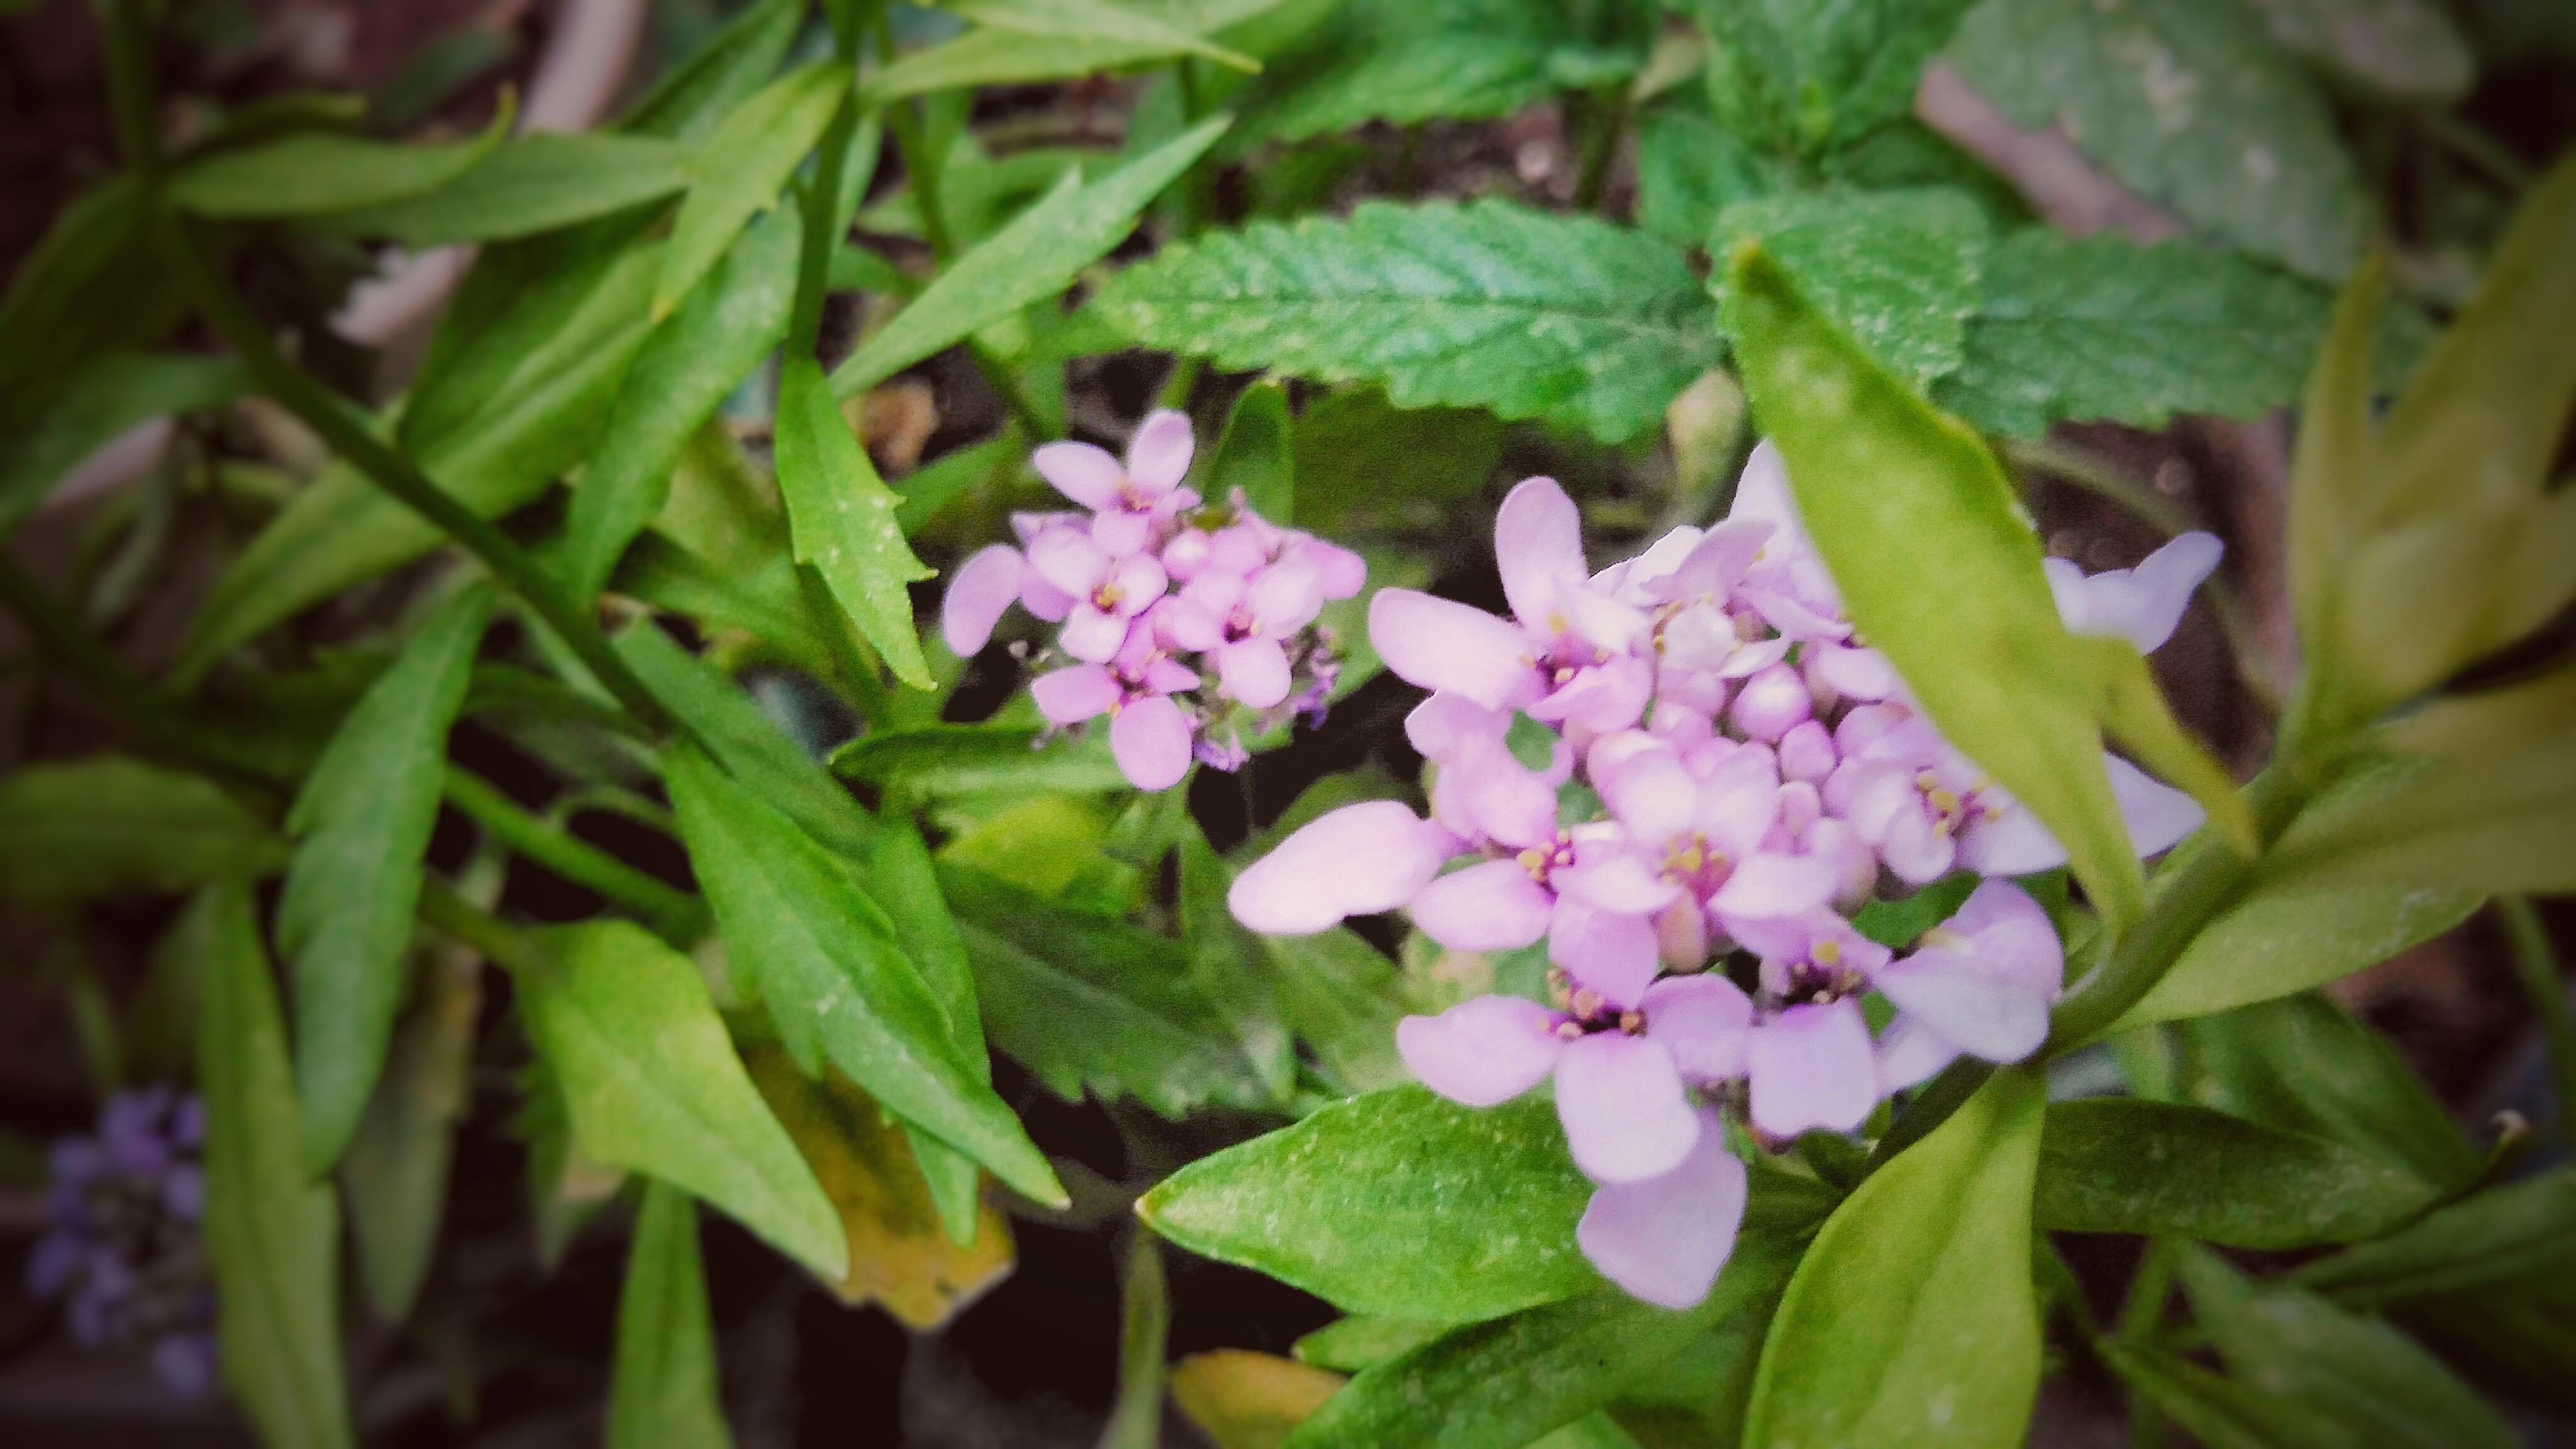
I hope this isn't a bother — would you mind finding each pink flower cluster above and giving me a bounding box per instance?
[940,410,1365,791]
[1228,444,2223,1309]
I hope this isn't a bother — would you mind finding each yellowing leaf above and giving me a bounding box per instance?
[748,1050,1013,1330]
[1170,1352,1345,1449]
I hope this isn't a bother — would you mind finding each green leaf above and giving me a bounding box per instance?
[2290,1169,2576,1307]
[943,863,1276,1118]
[1287,386,1501,533]
[1230,0,1643,147]
[2177,1250,2518,1449]
[199,883,356,1449]
[829,118,1230,398]
[1205,380,1294,523]
[562,201,801,597]
[1714,187,1989,391]
[282,584,491,1173]
[609,1182,735,1449]
[2389,1287,2576,1416]
[1744,1067,2045,1449]
[656,64,848,318]
[314,132,689,246]
[830,724,1129,801]
[864,0,1300,101]
[664,747,1067,1208]
[950,0,1260,72]
[513,918,848,1280]
[2116,877,2481,1028]
[174,234,660,685]
[1097,199,1721,445]
[2033,1099,2438,1248]
[1932,230,2396,439]
[619,0,806,143]
[1140,1084,1598,1320]
[2243,0,2473,101]
[774,357,936,689]
[2100,1340,2348,1449]
[0,179,188,417]
[0,351,243,530]
[1946,0,2367,280]
[0,757,284,905]
[1260,926,1411,1096]
[1101,1234,1174,1449]
[1695,0,1980,155]
[2174,993,2480,1192]
[340,927,481,1322]
[1293,1318,1452,1373]
[1635,101,1784,252]
[1722,243,2144,928]
[1290,1228,1811,1449]
[167,99,513,217]
[1179,828,1298,1101]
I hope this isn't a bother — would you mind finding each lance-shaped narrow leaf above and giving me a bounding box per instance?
[828,118,1231,399]
[1745,1067,2045,1449]
[199,884,355,1449]
[1092,197,1719,445]
[2114,873,2480,1028]
[655,64,848,318]
[311,133,689,247]
[2289,1169,2576,1307]
[2035,1099,2440,1248]
[664,747,1067,1208]
[952,0,1259,72]
[513,919,848,1280]
[341,918,484,1322]
[0,757,284,905]
[620,0,806,143]
[774,357,936,689]
[608,1182,735,1449]
[0,351,243,530]
[167,99,513,217]
[283,584,491,1173]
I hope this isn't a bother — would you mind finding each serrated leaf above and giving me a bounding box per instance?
[2116,876,2481,1028]
[1230,0,1644,147]
[774,357,936,689]
[655,64,847,317]
[199,884,355,1449]
[829,118,1230,399]
[340,924,481,1322]
[0,351,243,531]
[1139,1085,1597,1320]
[167,99,512,217]
[944,863,1275,1118]
[1723,243,2146,928]
[1744,1067,2044,1449]
[2243,0,2473,102]
[513,918,848,1280]
[0,758,284,905]
[2034,1099,2439,1248]
[1097,199,1720,445]
[1695,0,1980,155]
[619,0,805,143]
[282,584,490,1174]
[313,132,687,247]
[608,1182,734,1449]
[1635,101,1784,252]
[664,747,1065,1207]
[1715,187,1989,391]
[1948,0,2368,280]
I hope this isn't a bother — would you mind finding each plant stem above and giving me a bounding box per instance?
[2499,897,2576,1158]
[442,765,708,944]
[97,0,160,183]
[2422,111,2533,194]
[1572,85,1629,213]
[2115,1237,2180,1343]
[418,876,533,970]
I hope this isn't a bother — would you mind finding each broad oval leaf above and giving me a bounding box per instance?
[1745,1066,2046,1449]
[0,757,284,905]
[663,747,1067,1208]
[283,583,491,1174]
[167,101,511,217]
[2035,1099,2438,1248]
[198,884,356,1449]
[829,724,1129,801]
[1093,197,1720,445]
[2116,877,2481,1028]
[773,357,936,690]
[1138,1084,1598,1321]
[655,64,848,317]
[608,1182,734,1449]
[512,918,848,1280]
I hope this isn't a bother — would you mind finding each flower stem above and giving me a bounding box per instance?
[2499,897,2576,1158]
[418,876,533,971]
[441,765,709,945]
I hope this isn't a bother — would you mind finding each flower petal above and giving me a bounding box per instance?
[1557,848,1682,914]
[941,544,1024,656]
[2109,753,2206,859]
[1032,440,1127,510]
[1216,637,1293,708]
[1125,408,1196,492]
[1957,799,2068,876]
[1230,801,1456,935]
[1548,897,1662,1010]
[1028,525,1111,597]
[1058,603,1133,663]
[1496,475,1587,633]
[2050,531,2224,653]
[1708,851,1837,919]
[1642,974,1753,1080]
[1031,665,1120,724]
[1556,1033,1699,1183]
[1409,858,1553,952]
[1396,995,1564,1106]
[1577,1112,1746,1309]
[1109,694,1194,791]
[1874,946,2051,1065]
[1248,560,1324,635]
[1369,589,1540,711]
[1746,998,1879,1137]
[1875,1013,1960,1096]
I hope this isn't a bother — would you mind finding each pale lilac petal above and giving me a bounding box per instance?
[1028,526,1112,597]
[1246,560,1324,635]
[1216,637,1293,708]
[1709,852,1836,919]
[1548,898,1662,1010]
[1806,643,1899,702]
[1230,801,1457,935]
[1404,694,1506,763]
[2053,532,2224,653]
[1557,849,1682,914]
[1558,586,1652,656]
[1409,859,1553,952]
[1777,720,1836,783]
[1033,441,1127,510]
[1531,655,1652,736]
[1143,657,1199,695]
[941,545,1024,655]
[1944,879,2065,992]
[1878,804,1958,886]
[1110,695,1193,791]
[1124,409,1196,492]
[1162,528,1213,580]
[1642,975,1752,1079]
[1031,665,1119,723]
[2109,754,2206,858]
[1746,999,1879,1137]
[1091,509,1154,557]
[1058,604,1132,663]
[1496,476,1587,633]
[1458,751,1560,850]
[1671,518,1774,601]
[1874,947,2051,1065]
[1740,585,1852,643]
[1957,800,2068,876]
[1595,736,1696,845]
[1107,553,1169,614]
[1729,663,1813,743]
[1369,589,1540,711]
[1153,595,1225,652]
[1723,441,1806,552]
[1577,1114,1746,1309]
[1716,635,1794,680]
[1021,574,1075,623]
[1396,996,1564,1106]
[1289,538,1368,598]
[1555,1033,1699,1183]
[1875,1013,1960,1096]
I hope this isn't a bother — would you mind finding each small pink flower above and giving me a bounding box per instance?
[1870,880,2065,1091]
[1028,529,1170,663]
[1030,634,1199,791]
[1031,409,1201,557]
[1228,799,1459,935]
